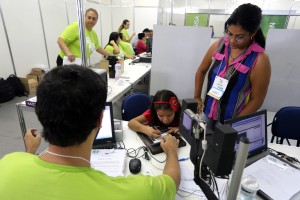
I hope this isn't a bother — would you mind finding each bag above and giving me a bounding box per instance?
[0,78,15,103]
[6,74,29,96]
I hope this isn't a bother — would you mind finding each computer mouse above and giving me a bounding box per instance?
[129,158,141,174]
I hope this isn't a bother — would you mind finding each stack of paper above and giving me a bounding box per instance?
[91,149,126,177]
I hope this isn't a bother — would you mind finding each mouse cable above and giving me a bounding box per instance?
[126,146,146,159]
[176,189,204,198]
[107,86,112,96]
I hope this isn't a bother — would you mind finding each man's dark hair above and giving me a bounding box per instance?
[143,28,150,33]
[35,65,107,147]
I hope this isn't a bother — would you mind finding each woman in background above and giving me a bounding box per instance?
[128,90,181,139]
[118,19,135,43]
[136,33,147,55]
[119,33,135,57]
[194,3,271,126]
[56,8,111,66]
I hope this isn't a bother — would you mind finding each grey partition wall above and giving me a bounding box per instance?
[150,25,211,100]
[262,29,300,112]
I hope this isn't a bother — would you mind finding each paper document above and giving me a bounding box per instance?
[178,163,207,199]
[243,154,300,200]
[91,149,126,177]
[63,56,82,66]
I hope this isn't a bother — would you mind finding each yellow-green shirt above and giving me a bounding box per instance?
[119,41,134,56]
[59,22,100,59]
[0,152,176,200]
[121,28,130,41]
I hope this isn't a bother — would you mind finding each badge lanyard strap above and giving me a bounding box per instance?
[216,57,245,81]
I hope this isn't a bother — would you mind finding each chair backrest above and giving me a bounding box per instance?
[121,93,152,121]
[271,106,300,140]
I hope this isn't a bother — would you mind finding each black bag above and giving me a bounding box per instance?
[6,74,29,97]
[0,78,15,103]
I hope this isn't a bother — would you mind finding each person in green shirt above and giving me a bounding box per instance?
[118,19,135,43]
[56,8,111,66]
[119,32,135,57]
[105,32,134,59]
[0,65,180,200]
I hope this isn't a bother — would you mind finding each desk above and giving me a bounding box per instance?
[121,121,204,200]
[16,60,151,137]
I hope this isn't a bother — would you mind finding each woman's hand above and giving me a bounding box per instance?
[195,97,205,114]
[66,52,75,62]
[110,40,116,45]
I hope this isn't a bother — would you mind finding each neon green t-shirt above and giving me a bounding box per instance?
[121,28,130,41]
[0,152,176,200]
[104,44,125,59]
[119,41,134,56]
[59,22,101,59]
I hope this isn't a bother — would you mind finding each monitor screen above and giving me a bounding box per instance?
[146,37,152,53]
[224,110,267,158]
[95,102,114,140]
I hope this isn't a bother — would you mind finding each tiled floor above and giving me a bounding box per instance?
[0,94,294,158]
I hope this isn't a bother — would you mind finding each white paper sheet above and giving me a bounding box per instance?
[243,154,300,200]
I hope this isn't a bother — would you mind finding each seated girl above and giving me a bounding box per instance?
[128,90,181,139]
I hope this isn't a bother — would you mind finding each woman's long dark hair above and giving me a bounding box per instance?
[224,3,265,48]
[105,32,119,48]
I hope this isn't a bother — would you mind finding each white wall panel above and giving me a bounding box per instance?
[134,8,158,32]
[111,7,134,33]
[40,0,68,68]
[150,25,211,100]
[262,29,300,112]
[1,0,48,77]
[0,9,14,78]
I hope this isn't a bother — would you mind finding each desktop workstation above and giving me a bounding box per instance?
[15,59,151,137]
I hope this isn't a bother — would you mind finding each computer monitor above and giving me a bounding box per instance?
[146,37,152,53]
[224,110,267,158]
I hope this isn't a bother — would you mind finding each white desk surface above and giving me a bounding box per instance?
[121,121,202,200]
[107,59,151,103]
[121,121,300,200]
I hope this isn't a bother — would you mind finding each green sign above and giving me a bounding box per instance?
[261,15,287,37]
[185,13,208,27]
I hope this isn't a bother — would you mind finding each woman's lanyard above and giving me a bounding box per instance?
[207,55,245,100]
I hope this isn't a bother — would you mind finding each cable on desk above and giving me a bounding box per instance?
[107,86,112,96]
[268,147,300,164]
[176,189,205,198]
[126,146,148,160]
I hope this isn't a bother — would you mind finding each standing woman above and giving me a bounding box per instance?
[194,3,271,125]
[56,8,111,66]
[118,19,135,43]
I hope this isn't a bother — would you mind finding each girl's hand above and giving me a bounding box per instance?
[146,126,161,139]
[195,97,205,114]
[167,127,179,135]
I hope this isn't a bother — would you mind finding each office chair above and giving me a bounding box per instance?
[268,106,300,147]
[121,93,152,121]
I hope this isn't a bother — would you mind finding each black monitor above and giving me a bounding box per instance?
[146,37,152,53]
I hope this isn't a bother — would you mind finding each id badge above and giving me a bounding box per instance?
[207,76,228,100]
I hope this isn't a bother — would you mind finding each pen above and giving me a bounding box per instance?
[178,158,189,162]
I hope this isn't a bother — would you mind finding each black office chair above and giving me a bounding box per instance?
[121,93,152,121]
[268,106,300,147]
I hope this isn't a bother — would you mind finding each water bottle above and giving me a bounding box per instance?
[239,176,259,200]
[115,63,121,81]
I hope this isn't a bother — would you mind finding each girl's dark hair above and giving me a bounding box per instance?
[149,90,181,126]
[105,32,119,47]
[138,33,145,40]
[118,19,129,33]
[224,3,265,48]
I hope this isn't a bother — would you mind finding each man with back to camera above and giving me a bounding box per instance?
[0,65,180,200]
